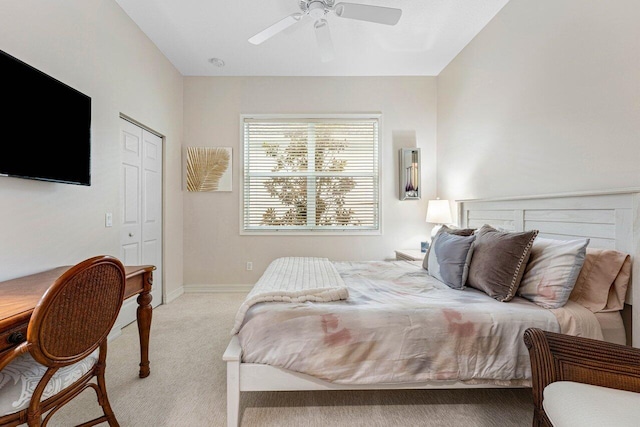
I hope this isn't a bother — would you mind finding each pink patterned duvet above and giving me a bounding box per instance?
[237,260,595,386]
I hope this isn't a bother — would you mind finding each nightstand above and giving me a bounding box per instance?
[394,249,426,261]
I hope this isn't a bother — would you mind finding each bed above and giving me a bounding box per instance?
[223,190,640,427]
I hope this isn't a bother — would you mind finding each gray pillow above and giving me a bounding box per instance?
[422,225,475,270]
[426,231,476,290]
[467,224,539,302]
[441,224,476,236]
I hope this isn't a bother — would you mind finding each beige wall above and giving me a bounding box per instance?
[183,77,437,285]
[6,0,635,293]
[437,0,640,202]
[0,0,184,298]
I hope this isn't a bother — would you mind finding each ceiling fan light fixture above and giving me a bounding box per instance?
[308,1,327,19]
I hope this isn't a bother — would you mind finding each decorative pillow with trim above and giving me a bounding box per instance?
[426,231,476,290]
[517,237,590,309]
[467,224,539,302]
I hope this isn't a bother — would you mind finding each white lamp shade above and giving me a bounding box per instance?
[426,199,452,224]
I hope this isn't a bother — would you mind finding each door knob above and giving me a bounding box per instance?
[129,232,134,237]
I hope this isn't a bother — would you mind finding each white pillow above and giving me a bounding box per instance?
[518,237,589,308]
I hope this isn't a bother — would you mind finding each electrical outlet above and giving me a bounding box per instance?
[105,212,113,227]
[246,261,253,271]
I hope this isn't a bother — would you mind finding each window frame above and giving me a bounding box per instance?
[239,113,383,236]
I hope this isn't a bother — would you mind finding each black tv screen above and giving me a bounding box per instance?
[0,49,91,186]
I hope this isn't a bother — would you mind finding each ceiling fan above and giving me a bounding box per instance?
[249,0,402,62]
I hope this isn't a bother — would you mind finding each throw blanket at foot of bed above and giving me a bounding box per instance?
[230,257,348,334]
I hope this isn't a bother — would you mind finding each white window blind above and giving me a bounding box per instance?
[242,116,380,233]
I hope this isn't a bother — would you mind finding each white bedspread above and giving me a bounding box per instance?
[230,257,348,334]
[237,260,603,386]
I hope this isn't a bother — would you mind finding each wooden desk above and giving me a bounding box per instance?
[0,265,155,378]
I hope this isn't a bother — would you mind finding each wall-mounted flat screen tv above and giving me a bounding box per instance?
[0,49,91,186]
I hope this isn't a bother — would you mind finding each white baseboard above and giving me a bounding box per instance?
[166,286,185,303]
[184,284,253,293]
[109,298,135,341]
[107,326,122,342]
[115,296,139,328]
[109,289,166,340]
[110,293,156,337]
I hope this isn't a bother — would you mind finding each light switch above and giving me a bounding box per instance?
[105,212,113,227]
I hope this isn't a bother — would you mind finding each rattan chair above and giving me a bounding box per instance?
[523,327,640,427]
[0,255,126,427]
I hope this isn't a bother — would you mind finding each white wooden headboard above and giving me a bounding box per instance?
[457,189,640,346]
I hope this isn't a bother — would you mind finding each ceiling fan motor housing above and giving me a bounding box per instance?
[307,1,329,19]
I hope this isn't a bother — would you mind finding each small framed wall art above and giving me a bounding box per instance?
[399,148,420,200]
[186,146,232,192]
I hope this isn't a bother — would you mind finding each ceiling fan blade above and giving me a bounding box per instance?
[283,14,310,35]
[334,2,402,25]
[314,19,335,63]
[248,13,303,45]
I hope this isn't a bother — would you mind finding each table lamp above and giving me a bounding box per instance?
[426,198,452,239]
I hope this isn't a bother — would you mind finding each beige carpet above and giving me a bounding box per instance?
[50,293,534,426]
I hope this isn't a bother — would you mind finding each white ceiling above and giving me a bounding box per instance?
[115,0,510,77]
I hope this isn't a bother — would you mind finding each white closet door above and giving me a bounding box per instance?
[141,127,162,306]
[119,118,163,327]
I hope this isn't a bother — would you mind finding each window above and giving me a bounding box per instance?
[241,115,380,233]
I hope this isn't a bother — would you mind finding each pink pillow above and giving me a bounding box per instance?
[569,248,631,312]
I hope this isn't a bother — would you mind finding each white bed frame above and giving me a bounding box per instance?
[223,189,640,427]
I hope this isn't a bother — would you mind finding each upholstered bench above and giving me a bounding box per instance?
[524,328,640,427]
[543,381,640,427]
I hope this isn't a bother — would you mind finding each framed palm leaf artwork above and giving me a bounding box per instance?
[186,147,232,192]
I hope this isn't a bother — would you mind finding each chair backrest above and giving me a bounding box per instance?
[26,255,126,367]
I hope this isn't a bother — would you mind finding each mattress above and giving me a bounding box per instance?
[594,311,627,345]
[237,260,604,386]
